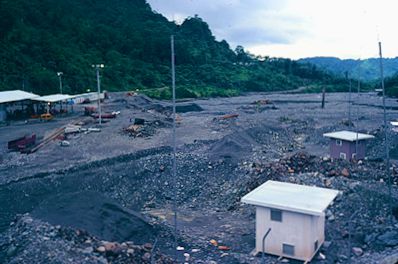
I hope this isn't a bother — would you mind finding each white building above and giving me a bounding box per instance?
[0,90,39,121]
[241,180,340,262]
[71,92,104,104]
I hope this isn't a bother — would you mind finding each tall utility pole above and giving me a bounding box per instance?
[171,35,178,260]
[92,64,104,125]
[345,71,352,127]
[355,79,360,157]
[378,42,392,222]
[57,72,63,94]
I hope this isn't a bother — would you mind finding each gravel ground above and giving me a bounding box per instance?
[0,91,398,263]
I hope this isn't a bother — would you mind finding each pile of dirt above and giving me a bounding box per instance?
[123,119,171,138]
[0,214,174,264]
[147,102,203,114]
[209,129,257,163]
[172,103,203,113]
[31,191,157,242]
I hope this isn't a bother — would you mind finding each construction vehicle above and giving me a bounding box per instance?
[40,113,53,121]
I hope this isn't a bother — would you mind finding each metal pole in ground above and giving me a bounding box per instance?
[355,80,360,157]
[378,41,392,222]
[348,73,352,127]
[57,72,63,94]
[57,72,63,111]
[262,228,271,264]
[92,64,104,125]
[171,35,178,260]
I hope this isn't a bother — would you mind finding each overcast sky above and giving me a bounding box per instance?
[147,0,397,59]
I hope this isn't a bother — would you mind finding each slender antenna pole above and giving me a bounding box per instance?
[96,67,102,125]
[355,79,360,157]
[348,76,352,127]
[171,35,178,259]
[379,41,392,221]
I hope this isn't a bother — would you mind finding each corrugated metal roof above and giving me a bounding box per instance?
[241,180,340,215]
[32,94,73,103]
[323,130,374,141]
[0,90,39,104]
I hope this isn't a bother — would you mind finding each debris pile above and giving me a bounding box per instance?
[7,134,36,153]
[123,119,169,138]
[0,214,174,264]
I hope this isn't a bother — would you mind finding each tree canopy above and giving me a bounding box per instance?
[0,0,344,98]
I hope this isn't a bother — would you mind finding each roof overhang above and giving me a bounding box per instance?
[323,130,374,142]
[0,90,39,104]
[241,180,340,216]
[32,94,74,103]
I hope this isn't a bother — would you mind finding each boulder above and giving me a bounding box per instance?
[378,231,398,246]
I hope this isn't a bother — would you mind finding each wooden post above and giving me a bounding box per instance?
[321,87,326,108]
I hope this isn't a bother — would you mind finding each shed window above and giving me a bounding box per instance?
[282,244,295,256]
[339,152,346,159]
[270,209,282,222]
[314,240,318,252]
[352,153,357,159]
[336,139,342,146]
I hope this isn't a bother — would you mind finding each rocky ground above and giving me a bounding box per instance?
[0,91,398,263]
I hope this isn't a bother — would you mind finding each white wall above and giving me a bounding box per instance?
[255,206,324,261]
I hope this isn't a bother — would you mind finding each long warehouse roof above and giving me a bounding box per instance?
[0,90,39,104]
[32,94,73,103]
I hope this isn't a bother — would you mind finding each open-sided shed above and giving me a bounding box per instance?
[0,90,39,121]
[31,94,74,114]
[241,180,340,262]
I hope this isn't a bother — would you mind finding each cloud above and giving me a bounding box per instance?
[147,0,398,59]
[147,0,305,48]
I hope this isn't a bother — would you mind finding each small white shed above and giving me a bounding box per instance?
[241,180,340,262]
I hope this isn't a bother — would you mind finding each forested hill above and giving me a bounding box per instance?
[299,57,398,81]
[0,0,342,98]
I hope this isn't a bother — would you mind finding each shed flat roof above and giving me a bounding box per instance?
[391,121,398,126]
[32,94,73,103]
[323,130,374,141]
[0,90,39,104]
[241,180,340,215]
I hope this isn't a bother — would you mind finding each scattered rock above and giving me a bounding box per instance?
[323,241,331,249]
[210,239,218,246]
[317,252,326,260]
[96,246,106,253]
[142,252,151,261]
[352,247,363,256]
[341,168,350,177]
[143,242,153,251]
[378,231,398,247]
[82,246,93,254]
[380,253,398,264]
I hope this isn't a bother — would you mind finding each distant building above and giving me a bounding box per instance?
[71,92,104,104]
[323,130,374,160]
[241,181,339,262]
[0,90,39,121]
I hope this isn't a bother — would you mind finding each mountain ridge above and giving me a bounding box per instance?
[0,0,342,98]
[298,56,398,81]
